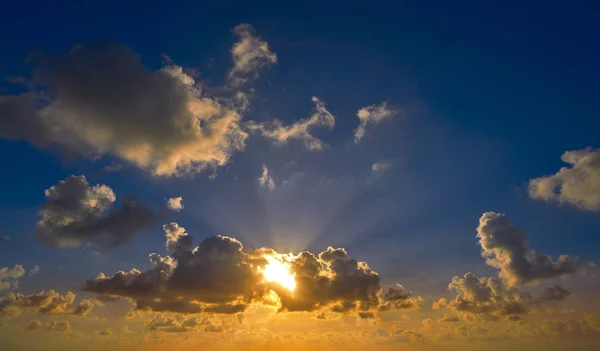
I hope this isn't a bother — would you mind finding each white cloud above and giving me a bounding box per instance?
[165,196,184,212]
[228,23,277,87]
[528,147,600,210]
[258,164,276,191]
[372,161,394,173]
[354,102,399,144]
[247,96,335,150]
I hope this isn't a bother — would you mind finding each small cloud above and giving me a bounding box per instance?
[28,265,40,276]
[26,319,42,331]
[228,23,278,87]
[258,165,276,191]
[48,320,71,332]
[354,102,399,144]
[165,196,184,212]
[0,265,26,290]
[102,162,124,173]
[371,161,394,173]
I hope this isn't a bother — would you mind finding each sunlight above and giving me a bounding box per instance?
[261,256,296,291]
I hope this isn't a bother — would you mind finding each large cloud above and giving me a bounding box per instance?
[228,24,278,87]
[528,147,600,210]
[83,222,419,317]
[354,102,399,144]
[247,97,335,150]
[0,41,250,176]
[37,175,156,249]
[477,212,581,286]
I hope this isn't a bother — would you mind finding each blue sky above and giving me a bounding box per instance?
[0,1,599,349]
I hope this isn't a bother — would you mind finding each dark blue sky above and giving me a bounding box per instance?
[0,0,599,296]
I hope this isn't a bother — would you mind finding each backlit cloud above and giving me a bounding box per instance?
[165,196,184,212]
[37,175,156,249]
[528,147,600,210]
[354,102,399,144]
[247,97,335,150]
[0,290,99,318]
[228,24,278,87]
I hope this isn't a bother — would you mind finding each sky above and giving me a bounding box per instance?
[1,1,600,350]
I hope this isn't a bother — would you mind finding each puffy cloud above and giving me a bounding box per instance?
[477,212,581,286]
[528,147,600,210]
[145,314,209,333]
[228,23,277,87]
[48,320,71,332]
[258,164,276,191]
[247,97,335,150]
[438,314,460,322]
[371,161,394,173]
[83,223,418,317]
[0,43,248,176]
[0,265,26,290]
[0,290,99,317]
[37,175,156,249]
[26,319,42,331]
[165,196,184,212]
[0,236,9,242]
[354,102,399,144]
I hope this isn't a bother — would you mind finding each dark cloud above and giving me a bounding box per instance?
[0,236,10,243]
[37,175,156,249]
[0,290,99,317]
[477,212,581,286]
[537,285,572,303]
[48,320,71,332]
[25,319,42,331]
[83,222,419,317]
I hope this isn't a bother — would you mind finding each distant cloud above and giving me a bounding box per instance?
[0,42,248,176]
[258,165,276,191]
[83,223,419,317]
[27,265,40,277]
[102,162,124,173]
[354,102,399,144]
[228,23,278,87]
[165,196,184,212]
[477,212,582,286]
[371,161,394,173]
[0,265,26,290]
[528,147,600,211]
[0,290,100,317]
[26,319,42,331]
[0,236,9,243]
[48,320,71,332]
[37,175,156,249]
[247,96,335,150]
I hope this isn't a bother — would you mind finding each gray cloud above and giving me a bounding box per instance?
[26,319,42,331]
[247,97,335,150]
[0,236,10,243]
[477,212,581,286]
[37,175,155,249]
[354,102,399,144]
[228,23,277,87]
[528,147,600,211]
[0,43,248,176]
[258,164,276,191]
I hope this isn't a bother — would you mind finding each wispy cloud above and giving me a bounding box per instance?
[355,102,399,144]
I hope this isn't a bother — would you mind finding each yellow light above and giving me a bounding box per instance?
[262,256,296,292]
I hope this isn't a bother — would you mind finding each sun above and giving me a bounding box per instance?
[261,256,296,292]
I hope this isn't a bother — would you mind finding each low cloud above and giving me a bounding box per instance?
[37,175,156,249]
[247,97,335,150]
[0,290,100,317]
[354,102,399,144]
[83,222,419,317]
[165,196,184,212]
[228,23,277,87]
[258,165,276,191]
[477,212,582,286]
[528,147,600,210]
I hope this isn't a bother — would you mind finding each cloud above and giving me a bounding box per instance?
[83,222,419,317]
[354,102,399,144]
[438,314,460,322]
[97,328,113,336]
[228,23,277,87]
[537,285,572,303]
[37,175,156,249]
[0,236,9,243]
[48,320,71,332]
[477,212,582,286]
[528,147,600,210]
[247,97,335,150]
[0,43,248,176]
[258,165,276,191]
[26,319,42,331]
[0,265,26,290]
[165,196,184,212]
[0,290,98,317]
[28,265,40,277]
[371,161,394,173]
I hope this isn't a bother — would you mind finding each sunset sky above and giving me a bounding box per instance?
[1,1,600,350]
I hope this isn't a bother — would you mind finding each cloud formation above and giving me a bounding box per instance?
[258,165,276,191]
[528,147,600,210]
[228,24,278,87]
[0,43,249,176]
[247,97,335,150]
[0,265,26,290]
[37,175,155,249]
[83,222,419,317]
[354,102,399,144]
[48,320,71,332]
[165,197,184,212]
[371,161,394,173]
[0,290,99,318]
[477,212,581,286]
